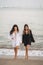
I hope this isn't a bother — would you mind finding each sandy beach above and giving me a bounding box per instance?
[0,57,43,65]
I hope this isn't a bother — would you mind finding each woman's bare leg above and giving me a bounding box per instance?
[25,45,30,59]
[14,48,16,59]
[15,46,19,59]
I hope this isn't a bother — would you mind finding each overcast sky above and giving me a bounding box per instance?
[0,0,43,8]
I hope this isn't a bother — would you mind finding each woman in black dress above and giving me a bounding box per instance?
[22,24,35,59]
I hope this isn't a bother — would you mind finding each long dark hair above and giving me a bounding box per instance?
[23,24,30,34]
[10,24,19,35]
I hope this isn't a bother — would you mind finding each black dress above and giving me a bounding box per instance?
[22,30,35,46]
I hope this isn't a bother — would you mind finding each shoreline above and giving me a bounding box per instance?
[0,49,43,56]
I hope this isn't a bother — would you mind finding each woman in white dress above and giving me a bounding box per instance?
[10,24,21,59]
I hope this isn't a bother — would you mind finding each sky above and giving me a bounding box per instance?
[0,0,43,8]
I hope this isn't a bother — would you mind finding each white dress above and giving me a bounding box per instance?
[9,32,22,47]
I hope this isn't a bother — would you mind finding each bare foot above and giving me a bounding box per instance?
[15,55,18,59]
[13,55,17,60]
[25,56,28,60]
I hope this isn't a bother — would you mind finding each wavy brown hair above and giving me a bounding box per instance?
[10,24,19,35]
[23,24,30,34]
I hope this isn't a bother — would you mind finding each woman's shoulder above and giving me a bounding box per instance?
[29,29,32,32]
[17,32,21,36]
[22,33,25,36]
[17,32,20,35]
[29,29,32,34]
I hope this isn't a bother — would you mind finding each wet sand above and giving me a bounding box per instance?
[0,56,43,65]
[0,59,43,65]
